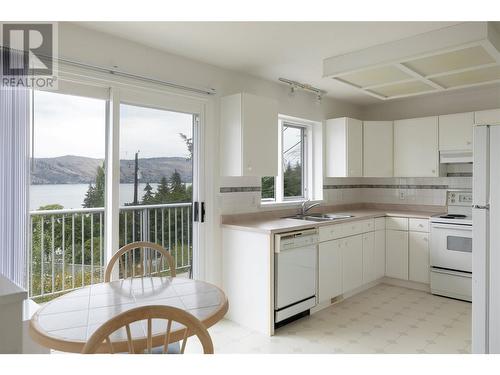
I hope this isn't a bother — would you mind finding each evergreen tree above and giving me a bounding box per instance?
[82,164,105,208]
[154,176,170,203]
[283,161,302,197]
[142,182,155,204]
[169,170,187,202]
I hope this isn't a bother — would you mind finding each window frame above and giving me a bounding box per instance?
[281,122,306,201]
[261,116,319,205]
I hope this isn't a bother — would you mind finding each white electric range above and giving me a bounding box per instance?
[430,190,473,302]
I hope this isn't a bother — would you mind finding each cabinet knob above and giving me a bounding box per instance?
[424,237,428,242]
[432,169,436,174]
[466,141,471,145]
[247,166,252,171]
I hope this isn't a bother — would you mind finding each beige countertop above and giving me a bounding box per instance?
[221,207,444,235]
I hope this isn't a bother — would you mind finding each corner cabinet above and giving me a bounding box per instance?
[220,93,278,176]
[363,121,393,177]
[325,117,363,177]
[394,116,439,177]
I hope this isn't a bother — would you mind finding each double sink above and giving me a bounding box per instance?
[285,213,354,222]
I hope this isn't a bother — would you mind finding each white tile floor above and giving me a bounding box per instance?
[205,284,471,354]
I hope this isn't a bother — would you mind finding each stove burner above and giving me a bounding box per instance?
[439,214,467,219]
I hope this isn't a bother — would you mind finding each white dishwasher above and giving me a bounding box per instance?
[274,228,318,327]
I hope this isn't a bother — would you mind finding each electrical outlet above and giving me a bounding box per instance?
[399,191,405,200]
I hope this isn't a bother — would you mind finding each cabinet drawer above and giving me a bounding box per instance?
[359,219,375,232]
[374,217,386,230]
[343,221,364,237]
[386,217,408,231]
[409,218,429,233]
[319,224,343,242]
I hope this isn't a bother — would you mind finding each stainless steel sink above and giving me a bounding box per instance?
[285,213,354,222]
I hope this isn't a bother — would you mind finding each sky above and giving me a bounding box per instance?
[33,90,193,160]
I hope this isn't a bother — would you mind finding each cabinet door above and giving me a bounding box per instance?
[385,230,409,280]
[325,117,362,177]
[242,93,279,176]
[362,232,375,284]
[374,229,386,279]
[363,121,393,177]
[439,112,473,151]
[342,235,363,293]
[394,116,438,177]
[318,240,343,303]
[346,118,363,177]
[409,231,430,283]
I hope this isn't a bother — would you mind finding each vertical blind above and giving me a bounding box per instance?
[0,48,30,288]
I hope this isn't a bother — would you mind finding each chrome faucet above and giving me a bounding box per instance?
[300,200,321,216]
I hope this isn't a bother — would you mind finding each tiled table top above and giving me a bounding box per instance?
[30,277,228,353]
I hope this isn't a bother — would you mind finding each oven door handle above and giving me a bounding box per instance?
[431,223,472,231]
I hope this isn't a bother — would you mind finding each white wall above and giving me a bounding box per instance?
[58,22,364,285]
[361,84,500,120]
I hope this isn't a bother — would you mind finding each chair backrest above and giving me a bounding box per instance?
[104,241,176,282]
[81,305,214,354]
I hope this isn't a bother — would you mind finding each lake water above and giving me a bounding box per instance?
[30,183,161,210]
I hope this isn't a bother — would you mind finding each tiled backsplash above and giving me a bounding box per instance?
[323,177,471,206]
[218,174,472,214]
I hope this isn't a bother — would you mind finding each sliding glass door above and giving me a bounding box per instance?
[29,81,205,301]
[118,103,197,278]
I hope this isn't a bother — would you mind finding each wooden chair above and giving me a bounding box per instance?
[104,241,176,282]
[81,305,214,354]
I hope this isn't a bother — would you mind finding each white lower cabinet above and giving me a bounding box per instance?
[362,232,376,284]
[374,229,386,279]
[318,240,343,303]
[409,231,430,283]
[385,229,409,280]
[342,234,363,293]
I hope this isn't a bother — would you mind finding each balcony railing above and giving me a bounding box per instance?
[28,202,192,302]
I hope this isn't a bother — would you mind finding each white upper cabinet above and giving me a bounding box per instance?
[439,112,473,151]
[220,93,278,176]
[325,117,363,177]
[363,121,393,177]
[394,116,439,177]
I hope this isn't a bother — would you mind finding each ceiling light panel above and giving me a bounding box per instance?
[323,22,500,100]
[336,65,412,88]
[402,46,496,77]
[371,80,436,97]
[431,65,500,88]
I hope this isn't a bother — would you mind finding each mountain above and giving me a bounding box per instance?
[31,155,192,185]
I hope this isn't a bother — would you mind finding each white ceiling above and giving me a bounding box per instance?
[78,21,463,105]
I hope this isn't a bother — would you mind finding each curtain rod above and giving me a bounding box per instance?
[57,57,217,96]
[0,47,216,96]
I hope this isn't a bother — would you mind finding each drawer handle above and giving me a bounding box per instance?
[418,224,423,227]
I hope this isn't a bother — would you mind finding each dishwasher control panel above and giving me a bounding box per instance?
[275,228,318,253]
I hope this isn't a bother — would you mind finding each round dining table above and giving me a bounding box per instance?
[29,276,229,353]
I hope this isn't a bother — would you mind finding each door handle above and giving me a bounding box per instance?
[472,204,489,210]
[193,202,199,222]
[201,202,206,223]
